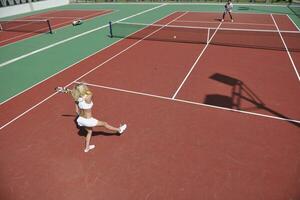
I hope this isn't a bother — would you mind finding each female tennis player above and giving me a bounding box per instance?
[221,0,234,22]
[56,83,127,153]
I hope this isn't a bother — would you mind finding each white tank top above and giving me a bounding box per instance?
[77,96,93,110]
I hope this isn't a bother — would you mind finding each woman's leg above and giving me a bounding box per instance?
[229,12,233,21]
[96,120,127,134]
[222,12,226,21]
[84,127,95,152]
[97,121,119,132]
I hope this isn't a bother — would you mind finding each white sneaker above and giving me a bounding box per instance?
[221,19,224,22]
[231,19,234,22]
[84,145,95,153]
[118,124,127,134]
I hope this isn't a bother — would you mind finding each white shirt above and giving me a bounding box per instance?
[78,96,93,110]
[225,2,233,12]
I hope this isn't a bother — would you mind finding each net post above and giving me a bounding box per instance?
[109,21,113,38]
[47,19,53,34]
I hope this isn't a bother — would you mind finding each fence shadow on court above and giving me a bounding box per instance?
[61,114,120,137]
[203,73,300,128]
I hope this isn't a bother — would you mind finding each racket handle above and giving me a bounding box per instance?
[55,87,69,93]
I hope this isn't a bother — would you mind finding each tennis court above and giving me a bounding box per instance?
[0,9,112,46]
[0,2,300,200]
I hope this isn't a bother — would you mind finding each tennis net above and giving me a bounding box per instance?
[0,19,53,34]
[109,21,300,52]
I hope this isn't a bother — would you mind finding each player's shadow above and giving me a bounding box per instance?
[61,114,120,137]
[215,18,223,22]
[203,73,300,128]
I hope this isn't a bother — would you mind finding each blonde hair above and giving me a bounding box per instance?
[71,83,90,101]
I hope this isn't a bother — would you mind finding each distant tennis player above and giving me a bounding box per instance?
[56,83,127,153]
[221,0,234,22]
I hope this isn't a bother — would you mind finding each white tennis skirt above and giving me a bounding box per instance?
[77,116,98,127]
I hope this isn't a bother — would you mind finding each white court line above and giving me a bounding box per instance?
[172,20,222,99]
[271,14,300,81]
[0,4,166,66]
[0,9,187,130]
[176,20,276,27]
[0,93,58,131]
[0,10,115,47]
[77,82,300,125]
[286,14,300,31]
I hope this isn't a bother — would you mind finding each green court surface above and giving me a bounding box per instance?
[0,3,299,103]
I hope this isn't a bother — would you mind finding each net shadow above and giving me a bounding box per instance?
[204,73,300,127]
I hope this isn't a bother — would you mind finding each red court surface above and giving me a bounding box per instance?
[0,9,112,46]
[0,12,300,200]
